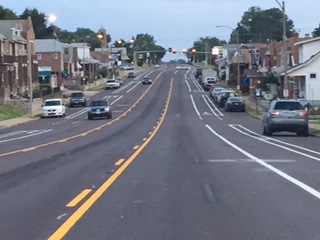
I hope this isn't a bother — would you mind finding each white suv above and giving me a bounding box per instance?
[42,98,66,118]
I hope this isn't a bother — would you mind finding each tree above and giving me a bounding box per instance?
[231,6,295,43]
[19,8,52,39]
[0,5,17,19]
[187,37,226,63]
[312,24,320,37]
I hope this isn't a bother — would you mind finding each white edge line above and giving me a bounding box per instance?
[111,95,123,105]
[0,129,53,143]
[126,81,141,93]
[202,95,223,120]
[237,125,320,156]
[185,80,191,92]
[204,95,224,116]
[206,124,320,200]
[229,124,320,162]
[190,95,203,120]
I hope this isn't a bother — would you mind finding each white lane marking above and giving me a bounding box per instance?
[206,124,320,200]
[126,81,141,93]
[204,95,224,116]
[202,95,223,120]
[110,95,123,105]
[72,121,80,124]
[102,95,112,100]
[234,125,320,156]
[57,213,67,220]
[65,108,87,119]
[194,79,204,92]
[117,104,131,107]
[112,81,134,94]
[0,129,52,143]
[185,80,191,92]
[174,70,179,74]
[113,110,124,113]
[192,80,202,91]
[229,124,320,162]
[0,130,26,139]
[190,95,203,120]
[208,159,296,163]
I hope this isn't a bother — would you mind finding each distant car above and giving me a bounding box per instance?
[122,65,134,70]
[225,97,246,112]
[142,77,152,84]
[195,68,202,78]
[154,64,160,68]
[262,99,309,136]
[69,91,87,107]
[203,80,217,91]
[210,87,225,101]
[128,72,135,78]
[217,90,237,108]
[176,65,190,70]
[87,99,112,120]
[42,98,66,118]
[202,77,216,86]
[106,79,120,89]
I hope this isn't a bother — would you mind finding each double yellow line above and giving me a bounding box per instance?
[48,79,173,240]
[0,71,165,158]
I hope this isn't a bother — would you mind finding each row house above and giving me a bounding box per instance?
[215,32,312,99]
[69,42,101,81]
[0,18,38,104]
[35,39,67,89]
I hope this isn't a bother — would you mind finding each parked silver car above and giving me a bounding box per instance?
[262,99,309,136]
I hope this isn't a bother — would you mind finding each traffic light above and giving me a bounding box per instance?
[168,47,172,52]
[182,49,187,54]
[172,49,177,54]
[191,48,196,54]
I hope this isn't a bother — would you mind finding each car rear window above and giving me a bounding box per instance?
[70,92,84,97]
[274,102,304,110]
[107,80,115,83]
[229,97,243,102]
[90,101,108,107]
[207,80,216,84]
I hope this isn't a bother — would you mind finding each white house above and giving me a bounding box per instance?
[284,37,320,103]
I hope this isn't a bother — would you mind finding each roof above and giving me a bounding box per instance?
[35,39,64,52]
[0,20,26,43]
[294,36,320,46]
[284,50,320,75]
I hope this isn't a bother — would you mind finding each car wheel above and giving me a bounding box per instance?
[225,107,228,112]
[88,115,93,120]
[107,113,112,119]
[262,126,266,135]
[298,126,309,137]
[266,125,273,136]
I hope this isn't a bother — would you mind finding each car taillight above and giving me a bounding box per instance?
[300,111,309,117]
[271,111,279,116]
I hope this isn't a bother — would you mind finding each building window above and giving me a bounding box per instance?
[37,54,42,60]
[54,53,58,59]
[310,73,316,79]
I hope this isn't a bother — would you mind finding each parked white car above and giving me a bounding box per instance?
[105,79,120,89]
[42,98,66,118]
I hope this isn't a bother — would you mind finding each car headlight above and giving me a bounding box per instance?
[87,108,92,112]
[104,107,110,112]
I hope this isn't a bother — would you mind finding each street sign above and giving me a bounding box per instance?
[138,54,143,59]
[283,89,289,98]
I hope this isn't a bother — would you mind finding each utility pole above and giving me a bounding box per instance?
[27,22,33,117]
[236,31,240,90]
[82,41,86,91]
[276,0,288,99]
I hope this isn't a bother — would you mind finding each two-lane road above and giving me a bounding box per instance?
[1,66,320,240]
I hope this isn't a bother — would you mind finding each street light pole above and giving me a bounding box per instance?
[82,40,86,91]
[276,0,288,98]
[216,25,241,90]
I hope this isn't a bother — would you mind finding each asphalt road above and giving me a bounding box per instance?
[1,65,320,240]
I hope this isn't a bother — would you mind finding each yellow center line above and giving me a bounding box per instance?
[115,159,125,166]
[48,78,174,240]
[66,189,92,208]
[0,71,166,158]
[133,145,139,150]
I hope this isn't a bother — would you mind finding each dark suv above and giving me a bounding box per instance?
[195,68,202,78]
[69,92,87,107]
[262,99,309,136]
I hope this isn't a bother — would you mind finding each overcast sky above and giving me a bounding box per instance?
[1,0,318,61]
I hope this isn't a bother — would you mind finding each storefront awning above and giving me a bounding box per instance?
[61,71,70,77]
[38,71,51,77]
